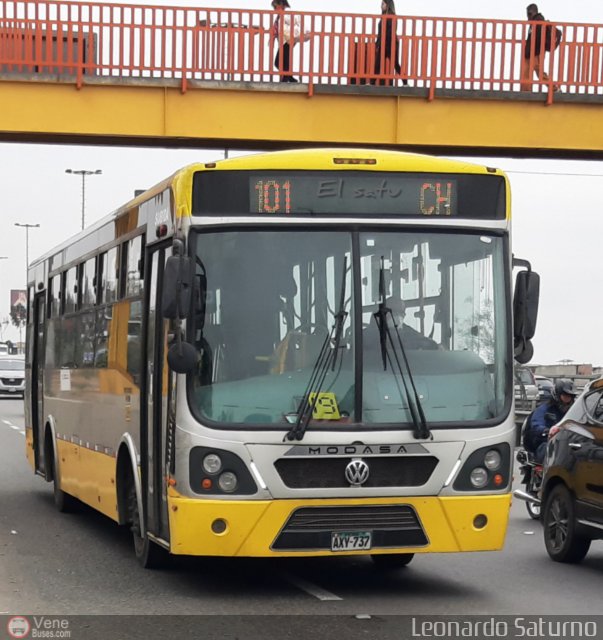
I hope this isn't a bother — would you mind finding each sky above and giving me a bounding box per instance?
[1,0,602,366]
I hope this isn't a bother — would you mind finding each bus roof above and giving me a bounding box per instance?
[29,148,507,271]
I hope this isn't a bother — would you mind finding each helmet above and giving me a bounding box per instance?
[552,378,578,402]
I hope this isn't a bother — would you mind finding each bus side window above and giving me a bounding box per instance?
[80,257,96,310]
[125,235,145,298]
[126,301,143,385]
[77,311,96,368]
[59,317,77,368]
[94,307,110,369]
[63,267,77,315]
[49,274,61,318]
[46,275,62,368]
[100,247,119,304]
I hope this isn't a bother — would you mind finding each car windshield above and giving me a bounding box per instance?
[0,360,24,371]
[516,369,534,385]
[189,228,509,429]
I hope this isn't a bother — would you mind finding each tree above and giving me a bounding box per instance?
[10,303,26,330]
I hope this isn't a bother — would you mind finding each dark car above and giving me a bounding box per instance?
[541,378,603,563]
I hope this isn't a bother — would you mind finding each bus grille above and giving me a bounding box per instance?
[274,456,437,489]
[272,505,428,551]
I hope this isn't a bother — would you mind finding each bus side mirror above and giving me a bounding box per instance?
[167,341,197,374]
[513,270,540,364]
[162,255,192,319]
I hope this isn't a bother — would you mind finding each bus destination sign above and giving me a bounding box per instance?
[251,176,456,216]
[192,171,505,219]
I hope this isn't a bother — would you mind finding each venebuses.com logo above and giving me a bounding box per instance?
[6,616,71,639]
[7,617,30,639]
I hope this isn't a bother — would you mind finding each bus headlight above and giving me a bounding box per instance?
[203,454,222,474]
[484,450,502,470]
[469,468,489,488]
[452,443,511,492]
[190,447,258,495]
[218,472,238,493]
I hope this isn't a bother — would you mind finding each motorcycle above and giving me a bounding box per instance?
[514,448,543,519]
[513,417,547,519]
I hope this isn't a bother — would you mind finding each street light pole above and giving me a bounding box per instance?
[65,168,102,230]
[14,223,40,275]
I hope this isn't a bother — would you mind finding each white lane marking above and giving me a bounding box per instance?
[280,571,343,601]
[2,421,24,434]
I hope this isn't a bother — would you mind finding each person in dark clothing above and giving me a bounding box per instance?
[525,378,577,463]
[521,3,559,91]
[374,0,408,86]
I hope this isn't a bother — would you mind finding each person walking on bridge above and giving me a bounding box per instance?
[271,0,307,83]
[521,3,560,92]
[374,0,407,86]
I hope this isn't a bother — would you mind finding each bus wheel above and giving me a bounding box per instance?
[371,553,414,570]
[49,447,77,513]
[127,482,168,569]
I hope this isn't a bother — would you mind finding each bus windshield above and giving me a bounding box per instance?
[190,228,508,429]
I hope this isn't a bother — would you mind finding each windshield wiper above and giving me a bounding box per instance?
[373,259,431,440]
[284,257,348,442]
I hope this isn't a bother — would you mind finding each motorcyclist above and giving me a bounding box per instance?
[525,378,578,463]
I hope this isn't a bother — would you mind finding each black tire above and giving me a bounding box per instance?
[543,484,591,564]
[526,499,541,520]
[371,553,414,570]
[49,447,78,513]
[127,478,169,569]
[525,473,541,520]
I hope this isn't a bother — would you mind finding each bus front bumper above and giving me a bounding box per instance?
[167,493,511,557]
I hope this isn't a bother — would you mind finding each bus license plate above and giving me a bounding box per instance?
[331,531,372,551]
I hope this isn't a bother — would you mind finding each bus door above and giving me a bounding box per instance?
[142,246,171,544]
[30,293,45,472]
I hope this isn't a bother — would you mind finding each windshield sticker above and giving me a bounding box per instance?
[309,392,341,420]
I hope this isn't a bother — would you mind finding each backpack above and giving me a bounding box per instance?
[545,24,562,52]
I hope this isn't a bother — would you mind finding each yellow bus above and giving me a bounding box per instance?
[25,148,539,568]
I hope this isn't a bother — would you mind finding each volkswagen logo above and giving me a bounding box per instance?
[345,458,370,486]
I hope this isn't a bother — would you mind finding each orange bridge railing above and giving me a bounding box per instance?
[0,0,602,103]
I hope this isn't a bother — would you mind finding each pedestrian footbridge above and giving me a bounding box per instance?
[1,1,603,158]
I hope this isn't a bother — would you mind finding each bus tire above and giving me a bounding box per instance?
[127,479,168,569]
[370,553,414,570]
[47,440,78,513]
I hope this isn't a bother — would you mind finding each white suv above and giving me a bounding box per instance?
[0,358,25,398]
